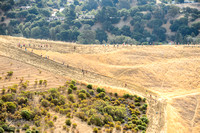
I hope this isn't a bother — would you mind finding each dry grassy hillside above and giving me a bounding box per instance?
[0,35,200,133]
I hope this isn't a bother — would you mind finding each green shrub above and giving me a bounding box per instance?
[97,87,105,93]
[135,102,141,106]
[137,125,146,130]
[114,93,118,97]
[48,121,54,127]
[0,127,4,133]
[34,120,40,127]
[69,84,77,90]
[22,124,30,130]
[143,98,146,102]
[1,125,15,132]
[68,88,72,94]
[71,80,76,85]
[68,94,75,102]
[7,71,13,77]
[66,112,71,118]
[9,87,16,93]
[21,110,33,120]
[41,99,50,107]
[2,88,5,94]
[88,114,104,126]
[89,90,94,95]
[60,108,71,114]
[6,102,16,113]
[87,84,92,89]
[142,104,148,110]
[43,80,47,86]
[116,125,121,130]
[93,127,98,133]
[25,129,32,133]
[141,117,149,124]
[123,94,130,99]
[17,97,27,105]
[65,119,71,126]
[39,80,43,85]
[80,89,86,93]
[2,94,13,102]
[98,92,105,98]
[53,116,57,121]
[72,123,77,128]
[78,92,86,100]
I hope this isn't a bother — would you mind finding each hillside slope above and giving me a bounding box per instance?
[0,35,200,132]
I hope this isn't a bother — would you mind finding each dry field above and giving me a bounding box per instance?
[0,35,200,133]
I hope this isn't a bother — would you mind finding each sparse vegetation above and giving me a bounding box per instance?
[0,79,148,132]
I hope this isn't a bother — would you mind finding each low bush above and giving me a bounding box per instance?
[72,123,77,128]
[68,88,72,94]
[65,119,71,126]
[2,94,13,102]
[21,110,33,120]
[123,94,130,99]
[53,116,57,121]
[71,80,76,85]
[60,108,71,114]
[43,80,47,86]
[41,99,50,107]
[2,88,5,94]
[22,124,30,130]
[97,87,105,93]
[87,84,92,89]
[6,102,16,113]
[135,102,141,106]
[69,84,77,90]
[93,127,98,133]
[89,90,94,95]
[48,121,54,127]
[78,92,86,100]
[7,71,13,77]
[116,124,121,130]
[39,80,43,85]
[80,89,86,93]
[68,94,75,102]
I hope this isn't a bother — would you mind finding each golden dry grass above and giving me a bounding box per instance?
[0,35,200,133]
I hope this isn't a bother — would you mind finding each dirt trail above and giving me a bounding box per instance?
[0,38,166,133]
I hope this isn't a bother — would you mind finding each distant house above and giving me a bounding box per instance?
[47,16,65,22]
[20,6,32,10]
[78,15,95,19]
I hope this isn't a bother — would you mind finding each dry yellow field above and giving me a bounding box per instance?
[0,35,200,133]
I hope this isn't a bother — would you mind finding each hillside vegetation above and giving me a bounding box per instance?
[0,0,200,44]
[0,35,200,132]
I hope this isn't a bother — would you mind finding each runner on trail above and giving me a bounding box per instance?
[41,53,42,57]
[82,69,84,75]
[125,83,127,87]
